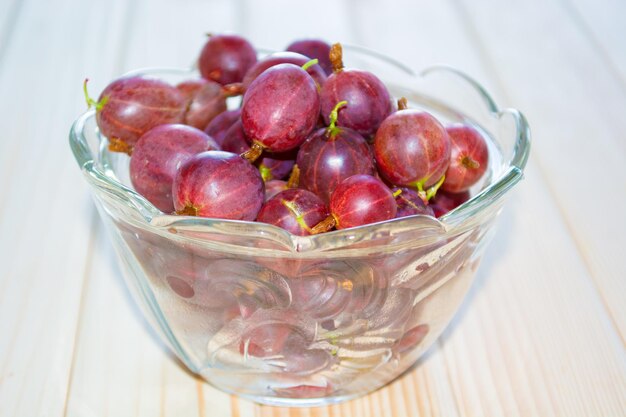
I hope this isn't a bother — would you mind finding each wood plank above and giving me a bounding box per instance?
[0,0,23,65]
[438,175,626,417]
[237,0,354,51]
[0,0,133,415]
[563,0,626,88]
[121,0,240,71]
[64,222,210,417]
[345,0,501,98]
[341,1,626,416]
[451,0,626,339]
[1,0,619,416]
[62,1,241,416]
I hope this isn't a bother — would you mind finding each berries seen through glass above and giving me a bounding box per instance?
[257,189,329,236]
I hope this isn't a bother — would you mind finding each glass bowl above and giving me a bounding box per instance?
[69,46,530,407]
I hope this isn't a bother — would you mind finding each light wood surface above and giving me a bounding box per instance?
[0,0,624,416]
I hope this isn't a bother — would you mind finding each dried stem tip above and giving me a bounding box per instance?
[222,82,244,97]
[176,205,199,216]
[461,156,481,169]
[241,141,264,163]
[425,175,446,201]
[108,138,134,156]
[287,165,300,188]
[397,97,409,110]
[310,214,337,234]
[330,43,344,73]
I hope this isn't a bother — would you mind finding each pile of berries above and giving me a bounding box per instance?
[84,34,489,235]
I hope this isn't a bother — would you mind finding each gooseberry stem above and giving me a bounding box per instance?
[462,155,480,169]
[241,141,264,163]
[329,43,344,73]
[176,204,199,216]
[392,189,403,198]
[259,164,272,182]
[397,97,408,110]
[222,82,244,97]
[311,214,337,234]
[326,100,348,137]
[301,59,319,71]
[287,165,300,188]
[413,179,428,203]
[108,138,133,155]
[425,175,446,201]
[83,78,107,111]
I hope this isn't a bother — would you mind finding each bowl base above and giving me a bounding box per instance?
[233,392,363,408]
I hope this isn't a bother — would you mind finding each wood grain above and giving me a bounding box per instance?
[0,0,624,416]
[452,0,626,339]
[0,0,131,414]
[563,0,626,88]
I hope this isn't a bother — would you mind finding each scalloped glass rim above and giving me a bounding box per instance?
[69,45,530,256]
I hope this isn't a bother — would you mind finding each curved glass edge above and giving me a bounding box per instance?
[69,110,162,221]
[344,44,416,76]
[69,56,531,255]
[419,66,531,225]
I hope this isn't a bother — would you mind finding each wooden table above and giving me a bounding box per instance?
[0,0,624,415]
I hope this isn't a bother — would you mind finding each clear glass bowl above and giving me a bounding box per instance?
[69,46,530,407]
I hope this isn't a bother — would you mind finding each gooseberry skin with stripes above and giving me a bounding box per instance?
[430,190,470,218]
[175,78,208,101]
[264,180,288,202]
[180,79,227,130]
[172,151,264,220]
[392,187,435,218]
[129,124,219,213]
[241,63,320,153]
[320,69,392,137]
[286,39,333,75]
[374,110,451,189]
[296,126,375,203]
[95,76,186,146]
[441,124,489,193]
[198,34,257,85]
[330,174,396,230]
[221,121,296,181]
[256,189,329,236]
[203,109,241,147]
[241,52,327,92]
